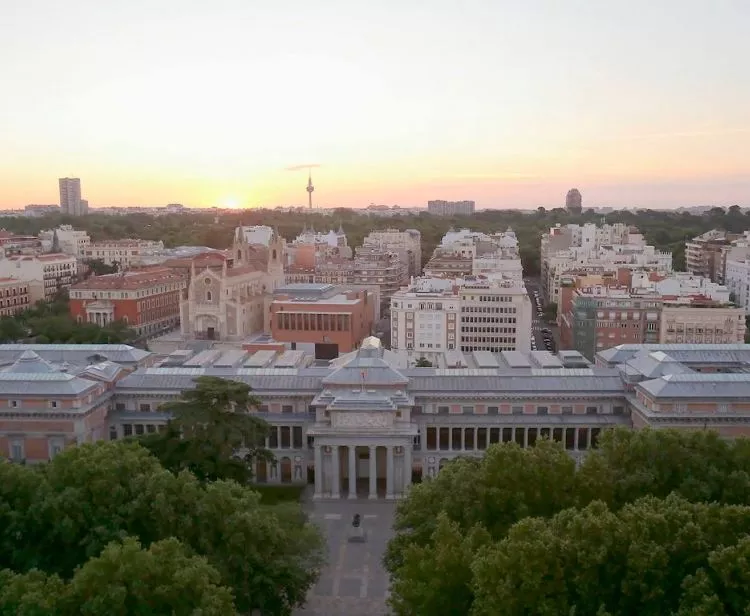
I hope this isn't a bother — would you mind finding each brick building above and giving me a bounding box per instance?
[0,253,78,299]
[69,267,187,336]
[270,283,376,358]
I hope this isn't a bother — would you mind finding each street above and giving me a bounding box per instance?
[523,278,556,353]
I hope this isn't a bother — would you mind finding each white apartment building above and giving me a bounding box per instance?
[391,276,532,361]
[544,245,672,305]
[0,253,78,299]
[725,257,750,314]
[630,272,732,304]
[362,229,422,278]
[84,239,165,269]
[39,225,91,257]
[541,223,663,302]
[426,229,522,283]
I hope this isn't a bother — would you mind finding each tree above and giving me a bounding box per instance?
[0,441,324,615]
[67,538,236,615]
[386,429,750,615]
[0,538,237,616]
[84,258,118,277]
[141,376,273,483]
[543,301,557,322]
[415,357,433,367]
[471,496,750,616]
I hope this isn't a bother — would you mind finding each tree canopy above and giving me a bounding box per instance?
[0,204,740,276]
[386,428,750,615]
[0,440,324,615]
[140,375,273,483]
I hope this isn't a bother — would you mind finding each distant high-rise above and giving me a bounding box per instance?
[59,178,87,216]
[565,189,582,214]
[427,200,475,216]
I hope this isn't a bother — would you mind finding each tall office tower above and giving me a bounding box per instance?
[59,178,83,216]
[565,188,582,214]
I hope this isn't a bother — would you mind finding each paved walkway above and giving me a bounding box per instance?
[293,499,396,616]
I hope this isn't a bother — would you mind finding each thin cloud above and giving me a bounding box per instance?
[446,172,539,181]
[286,164,321,171]
[609,128,750,142]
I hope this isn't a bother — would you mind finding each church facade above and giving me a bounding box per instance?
[179,226,285,340]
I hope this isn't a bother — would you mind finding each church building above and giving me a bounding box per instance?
[179,226,285,341]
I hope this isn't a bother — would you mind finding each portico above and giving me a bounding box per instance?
[308,337,417,500]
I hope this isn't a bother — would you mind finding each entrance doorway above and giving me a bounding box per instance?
[206,327,215,340]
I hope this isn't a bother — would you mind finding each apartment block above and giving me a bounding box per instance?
[362,229,422,278]
[0,253,78,299]
[39,225,91,257]
[84,238,165,269]
[685,229,742,283]
[425,228,522,282]
[391,276,531,361]
[559,270,744,360]
[352,245,406,303]
[541,223,672,304]
[0,278,42,316]
[427,200,475,216]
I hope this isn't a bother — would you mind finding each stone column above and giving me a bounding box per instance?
[574,428,579,451]
[523,427,529,448]
[331,445,340,499]
[368,445,377,499]
[386,446,395,499]
[448,428,453,450]
[313,445,323,499]
[403,445,412,495]
[348,446,357,499]
[460,428,465,450]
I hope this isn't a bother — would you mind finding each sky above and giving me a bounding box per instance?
[1,0,749,210]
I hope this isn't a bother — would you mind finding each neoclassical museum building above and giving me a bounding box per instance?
[2,340,750,499]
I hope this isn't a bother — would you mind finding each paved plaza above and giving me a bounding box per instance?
[293,498,396,616]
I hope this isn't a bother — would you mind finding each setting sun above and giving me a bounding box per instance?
[222,197,239,209]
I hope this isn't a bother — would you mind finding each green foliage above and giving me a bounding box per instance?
[0,538,236,616]
[140,376,273,483]
[0,440,324,616]
[0,292,135,344]
[387,429,750,615]
[0,205,735,278]
[543,301,558,321]
[84,258,118,276]
[415,357,433,367]
[471,496,750,616]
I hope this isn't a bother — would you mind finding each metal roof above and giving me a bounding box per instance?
[472,351,499,368]
[501,351,532,368]
[244,350,277,368]
[213,350,248,367]
[639,373,750,398]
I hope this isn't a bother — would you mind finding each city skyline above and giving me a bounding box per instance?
[2,0,749,210]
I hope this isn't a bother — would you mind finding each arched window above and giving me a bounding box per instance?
[237,249,242,261]
[206,291,212,301]
[272,249,277,260]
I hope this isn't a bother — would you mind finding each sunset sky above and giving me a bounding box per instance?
[1,0,748,210]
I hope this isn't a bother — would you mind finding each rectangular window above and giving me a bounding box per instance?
[139,403,151,412]
[451,427,462,450]
[123,424,133,437]
[280,426,291,448]
[464,428,475,450]
[49,400,59,409]
[487,406,499,415]
[115,403,126,411]
[268,428,279,449]
[462,405,473,414]
[527,428,538,447]
[613,406,625,416]
[515,428,525,447]
[259,405,269,413]
[282,405,294,414]
[512,405,523,415]
[477,427,487,450]
[437,405,449,414]
[146,424,156,433]
[586,406,598,415]
[552,427,563,443]
[537,406,548,415]
[426,426,437,450]
[11,440,25,462]
[134,424,145,435]
[439,427,450,450]
[489,427,501,444]
[561,406,573,415]
[292,426,303,449]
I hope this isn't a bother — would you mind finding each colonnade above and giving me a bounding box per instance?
[313,443,412,500]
